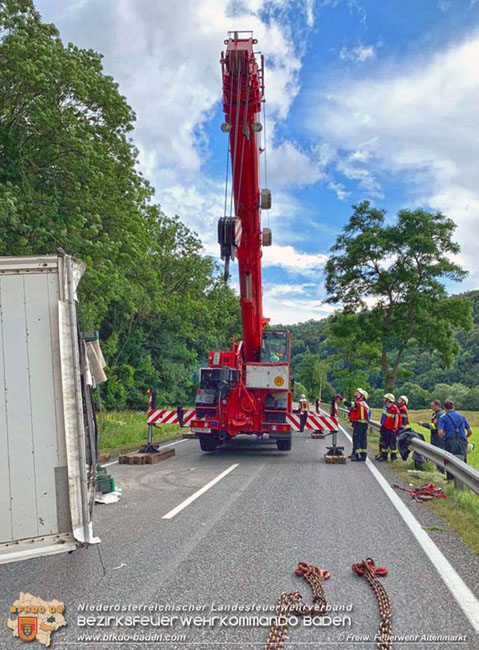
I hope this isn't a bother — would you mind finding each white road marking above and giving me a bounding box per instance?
[162,464,239,520]
[332,413,479,635]
[102,439,189,467]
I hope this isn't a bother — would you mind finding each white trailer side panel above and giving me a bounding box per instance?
[0,256,96,563]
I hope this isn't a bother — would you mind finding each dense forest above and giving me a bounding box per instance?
[1,2,477,413]
[288,290,479,409]
[0,1,241,410]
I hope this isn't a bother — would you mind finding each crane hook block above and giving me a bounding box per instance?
[262,228,272,247]
[260,188,272,210]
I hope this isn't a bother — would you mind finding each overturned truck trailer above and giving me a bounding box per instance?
[0,255,100,564]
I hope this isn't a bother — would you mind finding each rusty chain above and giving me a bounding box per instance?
[264,562,330,650]
[352,558,392,650]
[265,560,393,650]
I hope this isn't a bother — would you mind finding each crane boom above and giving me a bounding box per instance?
[191,32,293,452]
[220,33,268,362]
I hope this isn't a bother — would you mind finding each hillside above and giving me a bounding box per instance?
[285,290,479,408]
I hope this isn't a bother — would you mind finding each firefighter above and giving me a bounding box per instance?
[419,400,444,449]
[342,388,369,462]
[438,399,473,479]
[419,399,445,473]
[398,395,409,427]
[377,393,400,462]
[299,394,309,432]
[330,394,342,418]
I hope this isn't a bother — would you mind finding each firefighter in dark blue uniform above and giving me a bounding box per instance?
[438,399,473,479]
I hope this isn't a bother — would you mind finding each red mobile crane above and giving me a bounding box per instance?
[146,33,338,451]
[190,31,293,452]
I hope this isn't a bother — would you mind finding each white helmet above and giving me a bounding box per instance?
[301,394,306,399]
[384,393,395,402]
[356,388,368,399]
[398,395,409,406]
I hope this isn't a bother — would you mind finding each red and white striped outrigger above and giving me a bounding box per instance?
[146,389,195,427]
[286,412,338,432]
[146,390,338,434]
[147,408,195,427]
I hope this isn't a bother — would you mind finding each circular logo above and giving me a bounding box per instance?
[274,376,285,387]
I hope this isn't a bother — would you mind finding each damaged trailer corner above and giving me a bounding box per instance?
[0,254,101,564]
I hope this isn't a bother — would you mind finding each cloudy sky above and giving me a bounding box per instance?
[35,0,479,324]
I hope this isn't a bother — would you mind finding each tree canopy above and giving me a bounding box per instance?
[325,201,472,389]
[284,291,479,409]
[0,0,241,408]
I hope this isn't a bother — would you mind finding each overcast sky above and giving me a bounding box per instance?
[35,0,479,324]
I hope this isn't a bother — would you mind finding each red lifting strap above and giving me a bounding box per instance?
[352,558,388,577]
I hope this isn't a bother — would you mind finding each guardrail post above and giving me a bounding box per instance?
[452,457,464,490]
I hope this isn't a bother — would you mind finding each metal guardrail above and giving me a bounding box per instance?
[337,407,479,494]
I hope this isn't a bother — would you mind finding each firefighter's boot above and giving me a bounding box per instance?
[350,453,362,462]
[360,452,367,462]
[390,452,397,462]
[377,451,388,462]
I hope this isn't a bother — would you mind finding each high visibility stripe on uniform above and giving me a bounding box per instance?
[349,399,369,422]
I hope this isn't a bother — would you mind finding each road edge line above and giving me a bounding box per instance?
[335,417,479,635]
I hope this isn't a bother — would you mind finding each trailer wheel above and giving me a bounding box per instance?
[199,436,217,452]
[276,438,291,451]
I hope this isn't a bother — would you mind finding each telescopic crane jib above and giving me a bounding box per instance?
[218,30,271,362]
[190,31,294,451]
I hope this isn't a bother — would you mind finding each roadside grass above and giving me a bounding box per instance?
[339,410,479,555]
[98,410,181,455]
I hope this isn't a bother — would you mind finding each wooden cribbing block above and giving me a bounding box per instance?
[182,432,197,439]
[324,454,347,464]
[143,449,175,464]
[119,449,176,465]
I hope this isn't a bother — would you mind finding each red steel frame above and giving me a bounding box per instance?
[191,34,292,440]
[222,34,266,362]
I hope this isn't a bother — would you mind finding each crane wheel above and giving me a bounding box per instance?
[199,436,218,452]
[276,438,291,451]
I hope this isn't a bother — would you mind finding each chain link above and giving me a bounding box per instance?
[353,558,392,650]
[265,559,392,650]
[264,563,330,650]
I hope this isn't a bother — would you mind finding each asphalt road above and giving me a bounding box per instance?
[1,429,479,650]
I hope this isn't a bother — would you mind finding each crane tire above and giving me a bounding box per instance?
[199,436,218,452]
[276,438,292,451]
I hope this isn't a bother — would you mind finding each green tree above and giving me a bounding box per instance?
[325,201,472,390]
[0,0,156,327]
[326,311,379,398]
[293,381,308,402]
[0,0,242,409]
